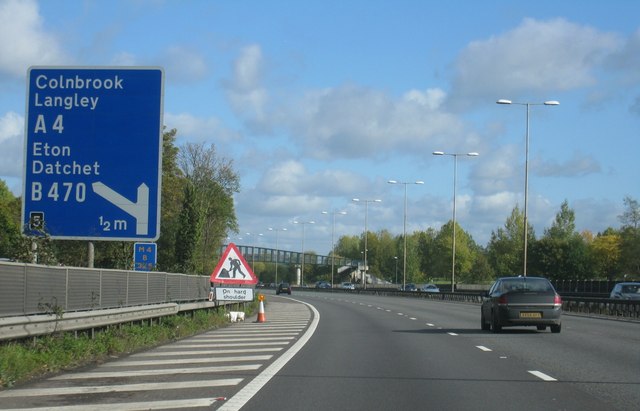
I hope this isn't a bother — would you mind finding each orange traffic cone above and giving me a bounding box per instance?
[257,295,266,323]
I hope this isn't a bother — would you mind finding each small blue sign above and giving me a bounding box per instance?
[134,242,157,271]
[22,67,164,240]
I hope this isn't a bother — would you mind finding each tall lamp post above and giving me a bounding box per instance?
[394,256,398,285]
[352,198,381,289]
[322,210,347,288]
[293,220,315,287]
[268,227,287,286]
[432,152,478,292]
[244,232,263,272]
[497,99,559,276]
[388,180,424,291]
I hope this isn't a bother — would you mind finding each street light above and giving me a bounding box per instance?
[244,232,263,272]
[432,152,478,292]
[497,99,559,276]
[387,180,424,291]
[293,220,315,286]
[322,210,347,289]
[352,198,381,289]
[268,227,287,286]
[394,256,398,285]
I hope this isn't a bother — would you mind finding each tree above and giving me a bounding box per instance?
[178,142,239,274]
[530,200,589,280]
[0,180,21,258]
[618,196,640,276]
[589,229,621,280]
[486,205,533,276]
[619,196,640,229]
[432,221,478,284]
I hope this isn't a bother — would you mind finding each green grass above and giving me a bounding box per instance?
[0,303,257,388]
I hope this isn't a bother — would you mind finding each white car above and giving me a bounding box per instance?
[421,284,440,293]
[341,282,355,290]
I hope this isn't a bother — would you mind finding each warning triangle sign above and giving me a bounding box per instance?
[210,243,258,285]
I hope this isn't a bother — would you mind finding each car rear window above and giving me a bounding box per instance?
[500,278,554,293]
[621,284,640,293]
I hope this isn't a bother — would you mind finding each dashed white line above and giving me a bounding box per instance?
[476,345,492,352]
[528,370,557,381]
[426,323,435,327]
[447,332,458,336]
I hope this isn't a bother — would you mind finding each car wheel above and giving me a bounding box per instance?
[491,311,502,333]
[550,324,561,333]
[537,325,547,331]
[481,311,490,331]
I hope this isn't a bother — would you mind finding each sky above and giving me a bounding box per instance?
[1,0,639,256]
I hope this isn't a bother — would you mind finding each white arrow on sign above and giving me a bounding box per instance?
[92,182,149,235]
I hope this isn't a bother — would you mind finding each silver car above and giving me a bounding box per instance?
[481,276,562,333]
[609,282,640,300]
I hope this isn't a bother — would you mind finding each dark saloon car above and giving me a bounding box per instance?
[481,276,562,333]
[276,282,292,295]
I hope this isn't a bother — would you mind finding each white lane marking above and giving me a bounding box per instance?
[397,313,404,316]
[528,370,557,381]
[385,309,392,312]
[476,345,492,352]
[0,379,242,398]
[0,398,224,410]
[51,364,261,380]
[218,298,320,411]
[426,323,435,327]
[133,347,283,357]
[409,317,417,320]
[101,355,272,367]
[447,332,458,336]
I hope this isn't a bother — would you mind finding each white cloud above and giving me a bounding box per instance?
[224,44,270,126]
[164,112,241,144]
[0,111,24,177]
[449,18,621,106]
[161,46,209,83]
[289,84,470,160]
[533,152,601,177]
[0,0,68,79]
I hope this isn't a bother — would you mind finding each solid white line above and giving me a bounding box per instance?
[218,299,320,411]
[101,355,272,367]
[476,345,492,352]
[51,364,261,380]
[528,370,557,381]
[0,379,242,398]
[0,398,223,411]
[133,347,283,357]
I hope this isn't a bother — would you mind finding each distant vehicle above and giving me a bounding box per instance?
[609,282,640,300]
[481,276,562,333]
[276,282,291,295]
[421,284,440,293]
[315,281,331,289]
[341,282,355,290]
[402,283,417,291]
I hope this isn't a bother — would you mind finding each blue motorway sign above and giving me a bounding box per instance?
[134,242,157,271]
[22,67,164,240]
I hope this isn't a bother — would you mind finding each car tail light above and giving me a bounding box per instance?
[554,294,562,307]
[498,295,508,305]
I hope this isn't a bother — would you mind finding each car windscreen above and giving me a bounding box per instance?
[500,278,554,293]
[621,284,640,294]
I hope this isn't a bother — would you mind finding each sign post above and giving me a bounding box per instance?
[210,243,257,302]
[22,66,164,241]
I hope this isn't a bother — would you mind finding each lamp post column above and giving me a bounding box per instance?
[432,152,478,291]
[497,99,559,276]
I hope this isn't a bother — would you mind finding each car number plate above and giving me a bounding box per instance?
[520,312,542,318]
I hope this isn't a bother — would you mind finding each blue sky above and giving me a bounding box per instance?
[1,0,639,256]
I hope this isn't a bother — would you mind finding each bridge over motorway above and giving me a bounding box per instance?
[219,244,360,269]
